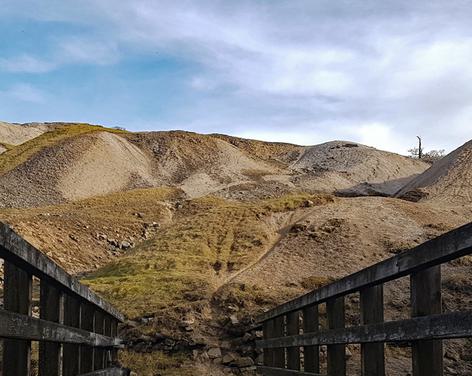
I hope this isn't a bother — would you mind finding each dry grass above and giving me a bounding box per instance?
[0,123,126,174]
[119,351,193,376]
[83,193,333,319]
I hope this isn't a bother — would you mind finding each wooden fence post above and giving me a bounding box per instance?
[303,305,319,373]
[361,285,385,376]
[80,303,95,373]
[111,319,119,365]
[104,315,113,367]
[411,265,443,376]
[3,262,32,376]
[286,310,300,370]
[263,320,275,367]
[94,310,105,370]
[273,316,285,368]
[63,293,81,375]
[327,296,346,376]
[39,281,63,376]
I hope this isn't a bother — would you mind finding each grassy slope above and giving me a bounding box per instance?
[0,187,183,273]
[83,194,333,319]
[0,123,126,175]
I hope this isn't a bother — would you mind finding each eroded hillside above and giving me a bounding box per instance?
[0,123,429,208]
[0,122,471,376]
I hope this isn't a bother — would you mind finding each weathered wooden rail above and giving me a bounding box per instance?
[256,222,472,376]
[0,223,130,376]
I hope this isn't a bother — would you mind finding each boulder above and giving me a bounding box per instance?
[208,347,222,359]
[234,356,254,368]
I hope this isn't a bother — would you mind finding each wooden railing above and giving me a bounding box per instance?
[256,222,472,376]
[0,223,130,376]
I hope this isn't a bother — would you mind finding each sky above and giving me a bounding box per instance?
[1,0,471,154]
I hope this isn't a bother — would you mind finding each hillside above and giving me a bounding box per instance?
[0,123,429,208]
[0,121,48,147]
[396,140,472,204]
[0,122,470,375]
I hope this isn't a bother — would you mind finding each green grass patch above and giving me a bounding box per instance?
[84,193,333,319]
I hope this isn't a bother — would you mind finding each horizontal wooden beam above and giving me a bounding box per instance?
[259,222,472,322]
[79,368,130,376]
[257,366,323,376]
[0,223,124,321]
[257,311,472,349]
[0,308,122,348]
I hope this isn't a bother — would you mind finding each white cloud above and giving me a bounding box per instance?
[58,37,120,65]
[2,83,46,103]
[1,0,472,153]
[0,55,56,73]
[347,123,411,153]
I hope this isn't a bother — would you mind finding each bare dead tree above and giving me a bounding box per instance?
[417,136,423,159]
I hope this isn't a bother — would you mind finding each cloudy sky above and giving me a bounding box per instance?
[1,1,471,153]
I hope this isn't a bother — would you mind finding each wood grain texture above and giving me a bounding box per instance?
[360,285,385,376]
[2,262,32,376]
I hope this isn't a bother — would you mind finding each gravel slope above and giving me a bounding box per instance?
[0,121,49,145]
[396,140,472,203]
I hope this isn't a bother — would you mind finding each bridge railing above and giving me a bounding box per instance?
[0,222,130,376]
[256,222,472,376]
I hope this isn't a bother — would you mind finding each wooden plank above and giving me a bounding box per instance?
[411,265,443,376]
[0,224,124,321]
[81,303,96,373]
[79,367,130,376]
[256,311,472,348]
[257,365,323,376]
[286,311,300,370]
[63,293,82,375]
[327,297,345,376]
[273,315,285,368]
[39,281,63,376]
[0,308,121,346]
[2,261,32,376]
[104,316,112,368]
[110,319,119,364]
[360,285,385,376]
[263,319,275,367]
[302,305,319,374]
[259,222,472,322]
[94,311,105,370]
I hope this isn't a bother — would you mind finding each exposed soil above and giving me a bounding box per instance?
[397,140,472,204]
[0,125,470,375]
[0,121,49,146]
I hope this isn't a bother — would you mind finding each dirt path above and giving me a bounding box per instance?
[218,207,317,288]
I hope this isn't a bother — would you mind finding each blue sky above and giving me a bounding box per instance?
[1,0,472,153]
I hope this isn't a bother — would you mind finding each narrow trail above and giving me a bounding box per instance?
[203,206,320,356]
[218,206,318,290]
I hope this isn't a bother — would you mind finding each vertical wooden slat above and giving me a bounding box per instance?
[303,305,319,373]
[80,303,95,373]
[3,262,32,376]
[104,315,112,368]
[361,285,385,376]
[286,310,300,370]
[411,265,443,376]
[111,319,119,365]
[327,296,346,376]
[94,310,105,370]
[63,293,81,375]
[273,315,285,368]
[39,281,63,376]
[263,320,275,367]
